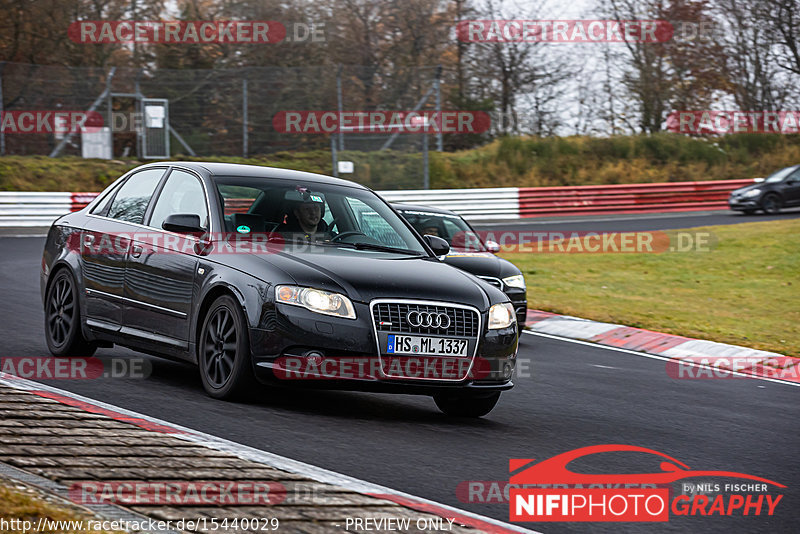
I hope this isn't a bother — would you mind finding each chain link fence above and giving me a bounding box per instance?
[0,62,489,189]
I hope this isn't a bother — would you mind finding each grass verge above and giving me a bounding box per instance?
[2,132,799,192]
[0,477,122,534]
[500,218,800,356]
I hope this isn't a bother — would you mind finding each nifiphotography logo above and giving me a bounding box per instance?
[509,445,785,523]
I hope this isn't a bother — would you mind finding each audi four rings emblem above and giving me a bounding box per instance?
[406,311,451,329]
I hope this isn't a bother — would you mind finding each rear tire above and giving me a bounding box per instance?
[434,391,501,417]
[198,295,256,400]
[44,269,97,357]
[761,194,782,214]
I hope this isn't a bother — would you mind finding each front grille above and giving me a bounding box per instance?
[477,276,503,290]
[373,302,480,337]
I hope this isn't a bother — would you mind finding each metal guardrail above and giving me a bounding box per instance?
[0,179,755,227]
[517,179,754,217]
[0,192,74,227]
[380,187,521,220]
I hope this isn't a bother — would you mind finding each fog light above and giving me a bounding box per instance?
[304,350,324,365]
[503,363,513,379]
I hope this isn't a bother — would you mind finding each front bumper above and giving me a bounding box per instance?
[728,198,759,211]
[249,301,518,394]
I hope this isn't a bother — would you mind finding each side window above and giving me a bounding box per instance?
[106,169,165,224]
[149,170,209,230]
[90,182,122,215]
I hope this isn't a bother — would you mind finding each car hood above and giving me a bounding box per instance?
[443,251,521,280]
[252,248,501,309]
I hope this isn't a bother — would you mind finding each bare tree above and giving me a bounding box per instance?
[715,0,793,110]
[465,0,574,135]
[760,0,800,77]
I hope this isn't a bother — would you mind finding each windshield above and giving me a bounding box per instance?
[213,177,427,255]
[764,166,799,183]
[396,209,487,252]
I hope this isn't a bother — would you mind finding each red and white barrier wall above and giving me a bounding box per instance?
[0,179,754,227]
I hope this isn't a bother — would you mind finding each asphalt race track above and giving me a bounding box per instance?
[471,208,800,234]
[1,232,798,534]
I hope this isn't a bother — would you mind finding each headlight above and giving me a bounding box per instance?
[488,302,516,330]
[275,285,356,319]
[502,274,525,290]
[742,188,761,198]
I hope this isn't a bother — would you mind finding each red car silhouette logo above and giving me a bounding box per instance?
[510,444,785,487]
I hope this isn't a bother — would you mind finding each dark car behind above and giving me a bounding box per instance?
[393,203,527,329]
[729,165,800,214]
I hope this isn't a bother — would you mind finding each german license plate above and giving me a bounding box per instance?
[387,335,468,356]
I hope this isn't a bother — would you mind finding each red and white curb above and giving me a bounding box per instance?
[0,372,539,534]
[525,310,800,386]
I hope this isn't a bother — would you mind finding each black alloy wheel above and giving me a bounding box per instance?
[199,295,256,399]
[44,269,96,357]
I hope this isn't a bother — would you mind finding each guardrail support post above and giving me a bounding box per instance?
[423,130,429,189]
[49,67,117,158]
[331,135,339,177]
[242,71,248,158]
[336,65,344,152]
[0,62,6,156]
[435,65,442,152]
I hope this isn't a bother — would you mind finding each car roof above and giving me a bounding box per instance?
[138,161,369,190]
[391,203,461,217]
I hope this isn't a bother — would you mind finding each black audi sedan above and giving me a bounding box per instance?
[41,163,518,417]
[392,204,527,330]
[729,164,800,214]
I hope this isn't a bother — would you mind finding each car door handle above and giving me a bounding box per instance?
[131,245,143,258]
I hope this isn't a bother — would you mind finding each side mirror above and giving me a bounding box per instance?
[424,235,450,256]
[162,213,204,234]
[485,239,501,254]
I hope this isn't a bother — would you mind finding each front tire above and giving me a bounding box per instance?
[44,269,97,357]
[761,194,782,214]
[434,391,501,417]
[198,295,256,400]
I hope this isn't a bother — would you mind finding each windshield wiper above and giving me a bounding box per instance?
[328,241,424,256]
[290,238,424,256]
[354,242,422,255]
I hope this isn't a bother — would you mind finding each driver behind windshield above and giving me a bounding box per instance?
[279,189,331,240]
[416,217,443,239]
